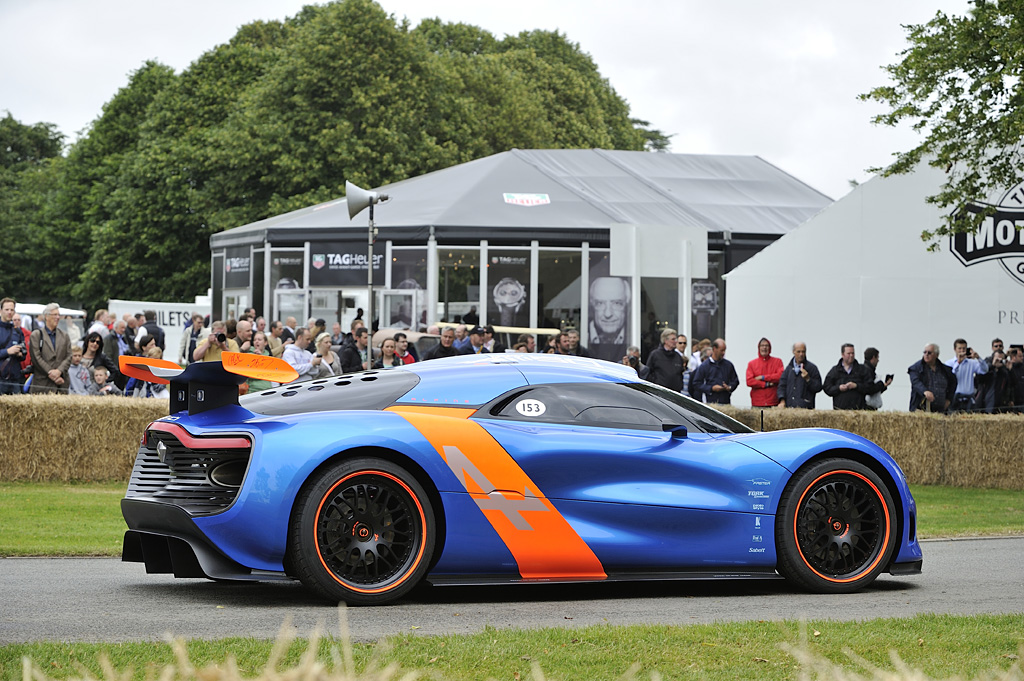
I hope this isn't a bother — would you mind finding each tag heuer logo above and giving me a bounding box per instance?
[503,193,550,207]
[312,254,326,270]
[951,181,1024,286]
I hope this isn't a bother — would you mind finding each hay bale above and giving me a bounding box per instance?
[2,396,1023,488]
[716,405,1024,489]
[0,395,167,482]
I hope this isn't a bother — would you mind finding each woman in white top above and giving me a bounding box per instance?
[312,332,341,378]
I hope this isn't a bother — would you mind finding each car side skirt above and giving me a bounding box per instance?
[426,568,783,586]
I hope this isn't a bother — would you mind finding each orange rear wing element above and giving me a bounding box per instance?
[221,352,299,384]
[118,355,182,385]
[119,353,298,415]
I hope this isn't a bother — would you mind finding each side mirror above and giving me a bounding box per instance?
[662,422,688,439]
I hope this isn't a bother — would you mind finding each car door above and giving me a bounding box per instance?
[471,382,785,573]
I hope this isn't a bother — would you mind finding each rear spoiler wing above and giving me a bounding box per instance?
[118,353,299,415]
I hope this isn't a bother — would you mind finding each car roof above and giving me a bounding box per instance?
[404,353,639,385]
[241,354,641,416]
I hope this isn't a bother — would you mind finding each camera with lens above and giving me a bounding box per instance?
[216,333,227,343]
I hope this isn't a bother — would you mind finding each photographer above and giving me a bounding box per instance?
[0,297,26,395]
[192,320,239,363]
[945,338,988,413]
[863,347,893,410]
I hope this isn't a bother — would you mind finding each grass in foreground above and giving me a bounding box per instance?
[1,614,1021,681]
[1,482,1021,558]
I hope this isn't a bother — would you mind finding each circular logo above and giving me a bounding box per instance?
[515,399,547,417]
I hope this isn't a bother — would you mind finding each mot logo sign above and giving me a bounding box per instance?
[951,182,1024,286]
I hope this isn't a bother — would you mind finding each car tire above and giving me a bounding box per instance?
[776,458,897,594]
[289,457,435,605]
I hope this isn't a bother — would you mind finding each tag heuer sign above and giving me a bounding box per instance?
[951,181,1024,285]
[503,193,550,207]
[312,253,326,270]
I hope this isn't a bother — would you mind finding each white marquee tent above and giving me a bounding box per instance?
[725,163,1024,410]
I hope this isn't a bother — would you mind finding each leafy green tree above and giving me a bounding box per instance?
[632,118,674,152]
[415,17,498,55]
[861,2,1024,246]
[0,114,65,300]
[495,30,645,151]
[56,62,177,304]
[0,113,63,167]
[74,35,285,307]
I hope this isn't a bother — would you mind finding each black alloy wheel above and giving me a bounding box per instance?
[776,458,897,593]
[289,457,435,605]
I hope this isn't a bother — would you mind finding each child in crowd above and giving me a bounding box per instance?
[88,365,123,396]
[68,345,92,395]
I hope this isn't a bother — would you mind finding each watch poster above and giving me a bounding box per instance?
[487,251,530,327]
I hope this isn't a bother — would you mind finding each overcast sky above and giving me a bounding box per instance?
[1,0,969,200]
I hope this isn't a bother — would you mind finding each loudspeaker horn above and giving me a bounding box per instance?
[346,180,389,219]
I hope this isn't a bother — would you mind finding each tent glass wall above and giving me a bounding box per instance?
[390,247,428,330]
[538,249,581,330]
[639,278,678,359]
[437,248,480,323]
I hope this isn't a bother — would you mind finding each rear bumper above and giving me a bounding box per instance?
[121,498,287,581]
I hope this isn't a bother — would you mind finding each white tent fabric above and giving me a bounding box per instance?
[724,162,1022,410]
[212,149,831,247]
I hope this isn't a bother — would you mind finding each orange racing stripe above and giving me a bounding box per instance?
[387,406,606,581]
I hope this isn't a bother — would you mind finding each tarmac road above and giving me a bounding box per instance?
[1,537,1022,644]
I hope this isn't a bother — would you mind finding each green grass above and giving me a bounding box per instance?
[2,614,1022,681]
[0,482,1021,557]
[912,485,1024,538]
[0,482,125,556]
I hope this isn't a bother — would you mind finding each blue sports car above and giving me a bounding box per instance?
[120,353,922,605]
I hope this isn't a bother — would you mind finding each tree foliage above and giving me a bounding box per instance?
[0,0,668,310]
[861,1,1024,247]
[0,114,65,299]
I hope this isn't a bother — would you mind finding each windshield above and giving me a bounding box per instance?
[627,383,753,434]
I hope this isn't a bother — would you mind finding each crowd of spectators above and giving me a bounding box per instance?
[631,330,1024,414]
[3,296,1022,414]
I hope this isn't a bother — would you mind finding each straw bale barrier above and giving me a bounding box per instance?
[1,395,1022,488]
[0,395,166,482]
[718,407,1024,490]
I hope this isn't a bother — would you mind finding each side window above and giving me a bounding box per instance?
[576,406,662,427]
[485,383,673,431]
[491,387,578,422]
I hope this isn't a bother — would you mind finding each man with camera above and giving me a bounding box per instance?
[0,297,26,395]
[192,320,239,363]
[944,338,988,413]
[862,347,894,410]
[976,338,1009,413]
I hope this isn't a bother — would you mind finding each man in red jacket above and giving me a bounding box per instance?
[746,337,784,407]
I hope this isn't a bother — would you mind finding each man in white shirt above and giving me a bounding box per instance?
[945,338,988,412]
[282,327,324,381]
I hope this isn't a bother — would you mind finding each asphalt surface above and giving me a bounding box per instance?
[1,537,1022,643]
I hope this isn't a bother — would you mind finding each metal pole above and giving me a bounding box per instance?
[367,202,374,334]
